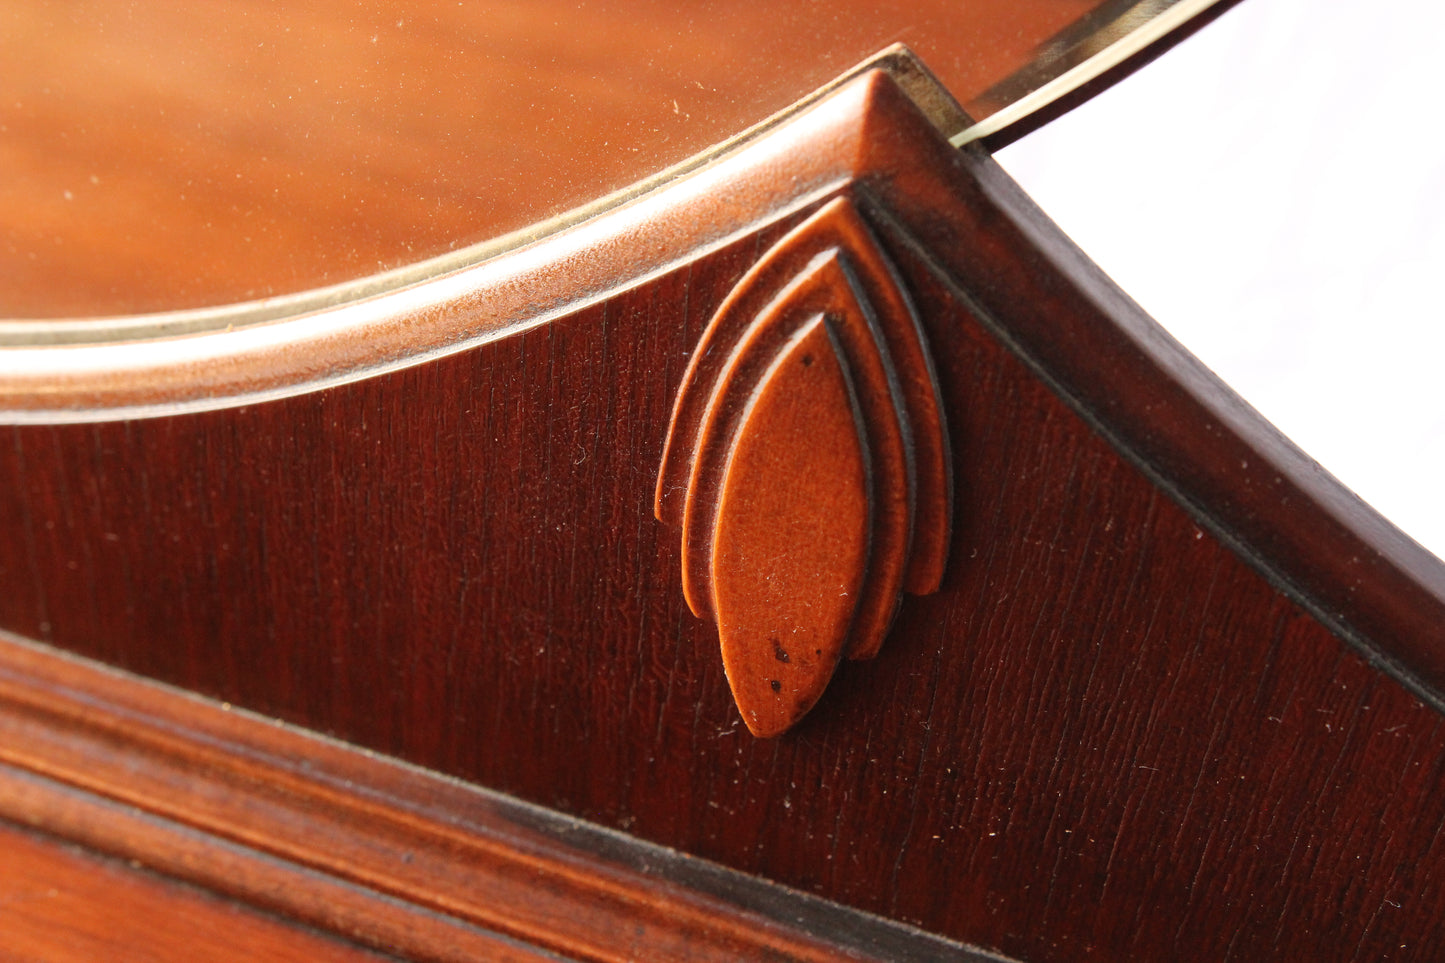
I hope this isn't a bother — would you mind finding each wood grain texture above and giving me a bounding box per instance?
[1,71,1444,961]
[0,630,985,963]
[0,820,395,963]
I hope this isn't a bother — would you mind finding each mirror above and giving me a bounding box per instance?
[1,0,1212,321]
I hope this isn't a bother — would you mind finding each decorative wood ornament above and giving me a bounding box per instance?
[656,195,951,737]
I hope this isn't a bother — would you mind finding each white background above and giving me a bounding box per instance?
[998,0,1445,561]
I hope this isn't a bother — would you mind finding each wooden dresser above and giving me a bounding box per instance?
[2,10,1442,961]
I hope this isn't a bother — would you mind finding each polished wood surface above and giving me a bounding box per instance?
[3,72,1444,959]
[0,0,1125,319]
[657,196,952,735]
[707,313,872,737]
[0,628,982,963]
[0,821,392,963]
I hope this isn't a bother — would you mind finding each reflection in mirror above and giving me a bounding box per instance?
[998,0,1445,561]
[2,0,1215,322]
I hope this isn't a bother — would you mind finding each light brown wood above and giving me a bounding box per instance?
[657,195,952,734]
[711,314,872,738]
[0,820,392,963]
[0,54,952,420]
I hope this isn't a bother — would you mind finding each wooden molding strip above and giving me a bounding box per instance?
[0,819,397,963]
[0,628,997,963]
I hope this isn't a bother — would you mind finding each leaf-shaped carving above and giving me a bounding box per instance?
[711,314,871,737]
[656,194,951,736]
[683,251,910,659]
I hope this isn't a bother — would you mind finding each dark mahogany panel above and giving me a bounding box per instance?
[0,626,978,963]
[2,76,1443,961]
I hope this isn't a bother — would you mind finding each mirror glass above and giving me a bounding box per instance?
[7,2,1435,565]
[3,0,1133,319]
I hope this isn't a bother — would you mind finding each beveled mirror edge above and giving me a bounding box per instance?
[953,0,1228,147]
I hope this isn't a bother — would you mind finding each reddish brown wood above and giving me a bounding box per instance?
[1,69,1445,962]
[662,195,951,671]
[0,630,978,963]
[0,820,393,963]
[711,314,872,737]
[658,195,952,602]
[657,196,954,734]
[732,254,908,659]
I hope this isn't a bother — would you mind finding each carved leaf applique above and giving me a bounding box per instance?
[656,195,951,737]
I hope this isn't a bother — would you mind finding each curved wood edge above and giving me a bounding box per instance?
[0,628,999,963]
[837,76,1445,708]
[0,52,966,422]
